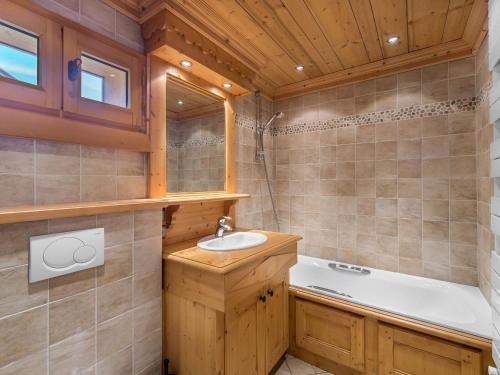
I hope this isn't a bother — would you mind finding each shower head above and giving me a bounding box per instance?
[261,112,285,131]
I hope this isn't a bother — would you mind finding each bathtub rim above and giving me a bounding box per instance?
[288,285,492,351]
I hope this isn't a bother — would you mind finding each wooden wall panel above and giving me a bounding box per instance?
[163,201,230,246]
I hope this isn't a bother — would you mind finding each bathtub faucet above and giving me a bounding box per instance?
[215,216,233,238]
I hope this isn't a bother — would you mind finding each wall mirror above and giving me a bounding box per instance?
[166,74,226,193]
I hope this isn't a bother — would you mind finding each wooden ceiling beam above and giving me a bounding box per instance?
[142,9,259,93]
[274,39,472,99]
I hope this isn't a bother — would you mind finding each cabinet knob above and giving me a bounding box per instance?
[258,295,266,303]
[267,289,274,297]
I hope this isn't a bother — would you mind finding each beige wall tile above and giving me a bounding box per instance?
[81,146,115,175]
[0,221,47,269]
[0,136,34,174]
[422,116,448,137]
[133,329,162,374]
[423,200,449,221]
[133,298,162,342]
[97,312,132,361]
[0,350,46,375]
[36,141,80,175]
[133,271,161,307]
[49,290,95,344]
[0,266,47,318]
[134,210,162,241]
[116,176,146,199]
[97,243,133,286]
[0,174,34,207]
[49,268,95,302]
[81,175,116,202]
[0,306,47,367]
[422,81,448,103]
[97,212,133,247]
[96,346,132,375]
[97,277,132,323]
[397,70,421,88]
[134,237,163,275]
[36,175,80,205]
[49,329,95,375]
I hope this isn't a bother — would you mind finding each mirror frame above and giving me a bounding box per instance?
[148,56,235,198]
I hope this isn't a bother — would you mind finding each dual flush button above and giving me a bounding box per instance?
[29,228,104,283]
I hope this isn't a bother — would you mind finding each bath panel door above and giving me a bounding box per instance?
[378,324,481,375]
[265,272,289,373]
[295,299,365,371]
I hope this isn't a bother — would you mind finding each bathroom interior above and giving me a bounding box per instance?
[0,0,499,374]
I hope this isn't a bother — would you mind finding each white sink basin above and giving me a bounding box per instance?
[197,232,268,251]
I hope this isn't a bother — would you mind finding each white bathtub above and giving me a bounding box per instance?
[290,255,492,339]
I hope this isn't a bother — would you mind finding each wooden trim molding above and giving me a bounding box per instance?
[0,193,250,225]
[274,39,474,99]
[148,56,168,197]
[0,105,150,152]
[225,95,236,194]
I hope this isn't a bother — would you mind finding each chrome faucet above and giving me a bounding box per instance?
[215,216,232,238]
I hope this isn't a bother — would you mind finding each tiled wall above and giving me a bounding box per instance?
[235,94,276,231]
[236,57,483,286]
[0,136,147,207]
[31,0,144,52]
[167,112,226,192]
[476,38,494,301]
[0,210,163,374]
[0,2,163,374]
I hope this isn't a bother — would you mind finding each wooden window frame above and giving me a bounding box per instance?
[148,57,235,198]
[63,27,144,130]
[0,1,61,112]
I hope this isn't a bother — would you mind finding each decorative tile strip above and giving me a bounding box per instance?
[476,80,491,106]
[236,95,479,136]
[168,134,225,149]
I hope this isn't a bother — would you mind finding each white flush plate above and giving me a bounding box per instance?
[29,228,104,283]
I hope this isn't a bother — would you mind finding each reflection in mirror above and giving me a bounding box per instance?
[166,75,225,192]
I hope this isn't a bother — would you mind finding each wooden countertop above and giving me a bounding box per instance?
[0,192,250,225]
[163,229,302,274]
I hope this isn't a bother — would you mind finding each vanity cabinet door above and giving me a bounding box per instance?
[264,272,289,373]
[226,295,267,375]
[295,299,365,372]
[378,324,481,375]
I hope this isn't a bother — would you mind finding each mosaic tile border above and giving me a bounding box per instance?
[236,95,479,136]
[167,134,225,149]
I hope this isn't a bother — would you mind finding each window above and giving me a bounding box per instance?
[81,54,128,108]
[0,21,38,86]
[81,71,104,102]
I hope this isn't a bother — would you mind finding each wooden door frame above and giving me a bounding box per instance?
[147,56,236,198]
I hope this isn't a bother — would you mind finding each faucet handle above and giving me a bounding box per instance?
[218,216,232,224]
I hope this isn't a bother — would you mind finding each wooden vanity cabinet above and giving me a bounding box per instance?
[163,231,300,375]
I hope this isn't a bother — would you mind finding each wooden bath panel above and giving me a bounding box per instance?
[288,287,492,375]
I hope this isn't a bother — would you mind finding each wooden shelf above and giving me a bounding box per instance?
[0,193,250,225]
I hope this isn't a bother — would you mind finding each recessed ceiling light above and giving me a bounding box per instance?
[387,35,400,45]
[109,73,116,78]
[223,82,232,89]
[296,65,304,72]
[177,100,183,105]
[180,60,192,68]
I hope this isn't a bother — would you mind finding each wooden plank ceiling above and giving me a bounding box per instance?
[116,0,488,98]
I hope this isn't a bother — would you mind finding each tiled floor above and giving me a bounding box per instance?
[275,354,333,375]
